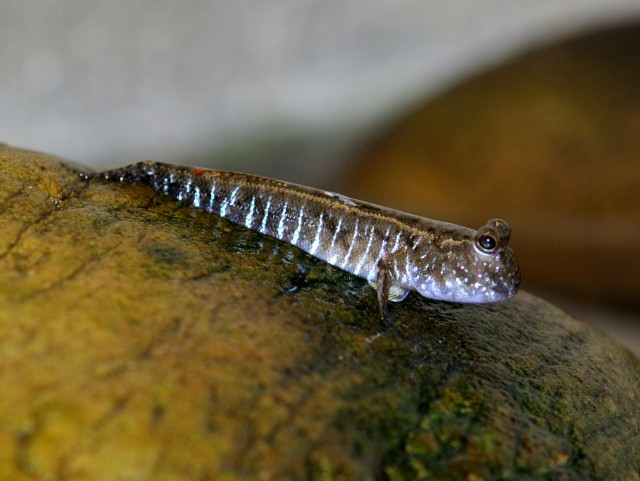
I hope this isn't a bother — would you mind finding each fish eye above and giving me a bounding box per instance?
[476,234,497,253]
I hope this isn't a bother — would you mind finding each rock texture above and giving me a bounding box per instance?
[0,143,639,480]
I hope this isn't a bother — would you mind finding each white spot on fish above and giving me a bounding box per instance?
[260,196,272,234]
[193,185,201,207]
[374,226,392,266]
[220,198,229,217]
[291,205,305,245]
[245,195,256,228]
[354,224,375,276]
[229,185,240,206]
[309,212,324,255]
[391,231,402,253]
[342,219,359,268]
[178,179,191,201]
[208,183,216,212]
[329,216,343,251]
[277,201,288,239]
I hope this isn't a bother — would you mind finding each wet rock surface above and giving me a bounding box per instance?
[0,143,638,480]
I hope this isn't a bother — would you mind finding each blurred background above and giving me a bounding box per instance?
[1,0,639,355]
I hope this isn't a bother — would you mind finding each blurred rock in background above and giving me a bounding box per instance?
[1,1,638,354]
[1,0,639,182]
[339,23,640,355]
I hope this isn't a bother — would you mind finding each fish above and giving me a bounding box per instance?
[90,161,521,320]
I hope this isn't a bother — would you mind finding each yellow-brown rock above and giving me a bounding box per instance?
[0,143,639,480]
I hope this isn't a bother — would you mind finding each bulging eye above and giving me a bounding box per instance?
[476,234,497,253]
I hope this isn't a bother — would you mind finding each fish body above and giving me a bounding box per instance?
[94,161,520,317]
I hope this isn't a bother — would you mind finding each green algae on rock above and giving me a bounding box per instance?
[0,143,638,481]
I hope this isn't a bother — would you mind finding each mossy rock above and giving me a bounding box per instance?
[0,143,638,481]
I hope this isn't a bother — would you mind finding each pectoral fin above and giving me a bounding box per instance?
[368,260,411,324]
[388,284,410,302]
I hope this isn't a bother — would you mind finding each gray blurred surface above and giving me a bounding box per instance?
[2,0,640,184]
